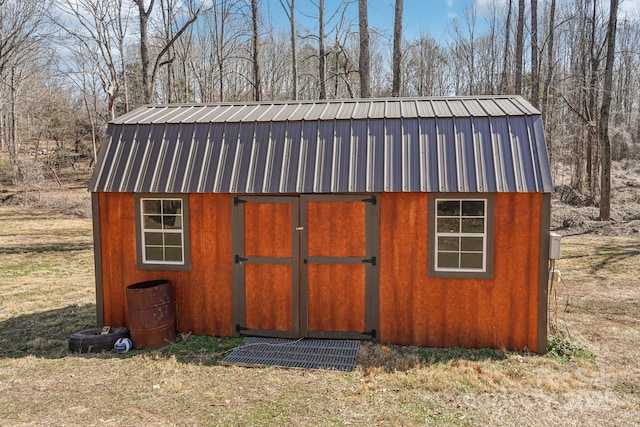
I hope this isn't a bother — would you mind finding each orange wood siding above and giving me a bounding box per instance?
[244,202,292,257]
[307,201,366,257]
[245,264,293,331]
[379,192,543,352]
[307,264,366,332]
[97,192,233,336]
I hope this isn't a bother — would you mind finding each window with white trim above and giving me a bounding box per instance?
[139,198,185,265]
[435,199,487,272]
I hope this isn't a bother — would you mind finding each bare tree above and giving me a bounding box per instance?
[358,0,370,98]
[279,0,298,100]
[514,0,525,94]
[197,0,245,102]
[131,0,201,104]
[250,0,261,101]
[531,0,539,107]
[450,4,478,95]
[586,0,603,196]
[403,34,449,96]
[391,0,403,97]
[318,0,327,99]
[54,0,131,120]
[540,0,556,125]
[0,0,51,177]
[499,0,513,94]
[599,0,618,220]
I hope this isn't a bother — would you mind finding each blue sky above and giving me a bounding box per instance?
[266,0,478,42]
[368,0,473,38]
[266,0,640,42]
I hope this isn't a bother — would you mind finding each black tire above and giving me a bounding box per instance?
[68,327,130,353]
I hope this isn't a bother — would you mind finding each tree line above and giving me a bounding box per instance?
[0,0,636,219]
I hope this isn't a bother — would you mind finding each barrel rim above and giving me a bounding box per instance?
[127,279,170,290]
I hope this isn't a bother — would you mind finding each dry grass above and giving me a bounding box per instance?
[1,199,639,426]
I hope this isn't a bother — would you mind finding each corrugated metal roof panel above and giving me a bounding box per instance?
[477,98,506,116]
[415,100,435,118]
[401,100,418,118]
[384,101,402,119]
[319,102,341,120]
[446,99,469,117]
[201,105,229,123]
[89,96,553,194]
[369,101,386,119]
[288,103,311,121]
[353,101,371,119]
[464,99,486,117]
[500,98,530,115]
[111,96,545,125]
[432,100,453,117]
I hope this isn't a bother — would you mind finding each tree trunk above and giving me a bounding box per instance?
[541,0,555,126]
[9,68,20,182]
[134,0,200,104]
[251,0,261,101]
[116,0,130,114]
[279,0,297,100]
[599,0,618,221]
[358,0,370,98]
[500,0,512,94]
[514,0,525,95]
[587,0,600,197]
[133,0,152,104]
[161,0,174,103]
[391,0,403,97]
[319,0,326,99]
[530,0,539,107]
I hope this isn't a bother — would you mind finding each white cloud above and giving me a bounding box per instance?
[446,0,454,8]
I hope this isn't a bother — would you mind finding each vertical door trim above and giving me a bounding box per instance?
[365,195,380,340]
[231,197,245,335]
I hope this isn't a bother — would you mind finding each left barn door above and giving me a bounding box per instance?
[232,196,300,338]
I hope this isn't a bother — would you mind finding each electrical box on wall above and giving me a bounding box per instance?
[549,232,562,259]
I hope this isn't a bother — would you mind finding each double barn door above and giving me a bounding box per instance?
[232,195,378,340]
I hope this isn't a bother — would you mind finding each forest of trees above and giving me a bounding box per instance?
[0,0,638,219]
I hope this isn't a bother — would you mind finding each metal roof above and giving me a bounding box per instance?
[90,96,553,194]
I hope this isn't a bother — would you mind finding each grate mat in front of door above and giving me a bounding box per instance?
[221,337,359,371]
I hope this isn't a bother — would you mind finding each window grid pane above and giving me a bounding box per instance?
[141,198,184,265]
[435,199,486,271]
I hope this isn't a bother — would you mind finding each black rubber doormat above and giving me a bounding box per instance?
[221,337,360,371]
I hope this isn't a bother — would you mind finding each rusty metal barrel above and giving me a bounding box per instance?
[126,279,176,350]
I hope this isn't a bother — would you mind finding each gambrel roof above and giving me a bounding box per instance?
[89,96,553,194]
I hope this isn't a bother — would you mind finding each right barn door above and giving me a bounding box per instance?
[301,195,379,340]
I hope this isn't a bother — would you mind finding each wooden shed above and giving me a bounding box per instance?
[89,96,553,353]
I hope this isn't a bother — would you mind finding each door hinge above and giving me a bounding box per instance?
[361,256,376,266]
[362,196,377,205]
[235,255,248,263]
[234,196,247,205]
[236,324,248,333]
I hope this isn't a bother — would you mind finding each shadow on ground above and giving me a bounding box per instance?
[0,303,518,371]
[0,304,97,358]
[0,242,93,255]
